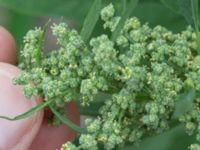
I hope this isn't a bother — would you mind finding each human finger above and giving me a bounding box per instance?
[0,63,43,150]
[0,26,17,64]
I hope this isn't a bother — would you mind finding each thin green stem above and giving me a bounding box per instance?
[50,104,87,133]
[0,99,54,121]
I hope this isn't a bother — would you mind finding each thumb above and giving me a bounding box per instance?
[0,63,43,150]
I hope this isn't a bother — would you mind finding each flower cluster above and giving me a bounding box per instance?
[14,3,200,150]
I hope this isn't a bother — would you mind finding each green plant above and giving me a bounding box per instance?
[1,0,200,149]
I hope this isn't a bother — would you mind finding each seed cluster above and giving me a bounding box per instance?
[14,3,200,150]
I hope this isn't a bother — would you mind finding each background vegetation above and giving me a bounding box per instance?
[0,0,199,149]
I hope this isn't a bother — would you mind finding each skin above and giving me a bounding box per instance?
[0,26,80,150]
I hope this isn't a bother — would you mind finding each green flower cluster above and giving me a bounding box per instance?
[14,3,200,150]
[101,3,121,32]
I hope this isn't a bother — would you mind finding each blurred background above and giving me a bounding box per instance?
[0,0,188,52]
[0,0,195,149]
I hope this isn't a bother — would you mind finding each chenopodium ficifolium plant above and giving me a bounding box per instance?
[12,3,200,150]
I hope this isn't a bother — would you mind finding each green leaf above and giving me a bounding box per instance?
[111,0,139,41]
[191,0,199,32]
[161,0,200,54]
[49,104,87,133]
[0,99,54,121]
[124,125,195,150]
[177,0,193,25]
[78,101,103,116]
[77,92,111,116]
[173,89,196,118]
[0,0,93,25]
[191,0,200,54]
[160,0,194,25]
[160,0,180,14]
[133,1,187,32]
[80,0,102,42]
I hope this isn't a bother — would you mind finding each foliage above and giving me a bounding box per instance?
[0,0,94,25]
[0,0,200,149]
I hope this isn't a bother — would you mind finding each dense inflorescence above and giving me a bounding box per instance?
[14,3,200,150]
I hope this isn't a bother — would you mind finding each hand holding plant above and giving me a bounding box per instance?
[0,26,80,150]
[1,0,200,150]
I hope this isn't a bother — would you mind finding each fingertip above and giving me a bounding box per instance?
[0,26,17,65]
[0,63,43,150]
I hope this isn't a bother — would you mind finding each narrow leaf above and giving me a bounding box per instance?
[0,99,54,121]
[177,0,193,25]
[80,0,101,42]
[191,0,200,54]
[133,1,187,32]
[111,0,139,41]
[160,0,181,14]
[124,125,195,150]
[173,88,196,118]
[49,104,87,133]
[191,0,199,29]
[161,0,195,26]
